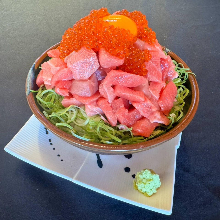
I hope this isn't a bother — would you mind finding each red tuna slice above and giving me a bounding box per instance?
[47,49,61,58]
[51,68,73,87]
[158,81,177,115]
[85,102,104,117]
[145,59,162,82]
[74,91,101,105]
[148,111,170,125]
[65,47,99,80]
[116,107,142,127]
[131,96,158,118]
[161,56,178,82]
[95,67,107,81]
[132,118,159,137]
[99,48,124,68]
[70,73,98,97]
[97,97,117,126]
[114,85,145,102]
[36,70,44,87]
[61,97,83,107]
[55,87,69,97]
[149,81,166,100]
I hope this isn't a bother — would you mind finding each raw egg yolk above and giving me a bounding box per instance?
[103,15,137,36]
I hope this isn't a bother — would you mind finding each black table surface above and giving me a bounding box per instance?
[1,1,220,219]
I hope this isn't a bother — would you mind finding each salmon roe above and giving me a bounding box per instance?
[114,9,156,45]
[118,46,151,76]
[58,8,156,76]
[58,8,136,59]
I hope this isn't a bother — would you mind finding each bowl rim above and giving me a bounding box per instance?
[26,43,199,154]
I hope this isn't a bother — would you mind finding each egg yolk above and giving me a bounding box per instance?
[103,15,138,36]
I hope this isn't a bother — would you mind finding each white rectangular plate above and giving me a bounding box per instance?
[4,115,181,215]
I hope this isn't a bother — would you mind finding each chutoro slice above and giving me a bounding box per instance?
[47,49,61,58]
[158,81,177,115]
[114,85,145,102]
[132,118,159,137]
[70,73,98,97]
[99,48,124,68]
[65,47,99,80]
[116,107,142,127]
[61,97,83,107]
[97,98,117,126]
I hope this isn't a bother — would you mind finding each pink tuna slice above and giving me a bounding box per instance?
[116,107,142,127]
[161,56,178,82]
[103,66,116,73]
[114,85,145,102]
[145,40,167,60]
[106,70,146,87]
[134,39,147,51]
[133,77,151,97]
[132,118,159,137]
[148,111,170,125]
[47,58,67,74]
[70,73,98,97]
[99,81,116,103]
[111,97,125,113]
[149,81,166,100]
[85,102,104,117]
[135,39,167,59]
[145,59,162,82]
[99,70,147,103]
[97,97,117,126]
[56,80,72,89]
[111,97,129,114]
[61,97,83,108]
[47,49,61,58]
[133,78,160,110]
[51,68,73,87]
[99,48,124,68]
[131,96,158,118]
[55,87,69,97]
[45,84,53,90]
[158,81,177,115]
[73,91,101,105]
[41,58,67,86]
[65,47,99,80]
[36,70,44,87]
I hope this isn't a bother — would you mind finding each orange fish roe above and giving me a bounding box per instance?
[114,9,156,45]
[58,8,157,76]
[58,8,136,59]
[118,46,151,76]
